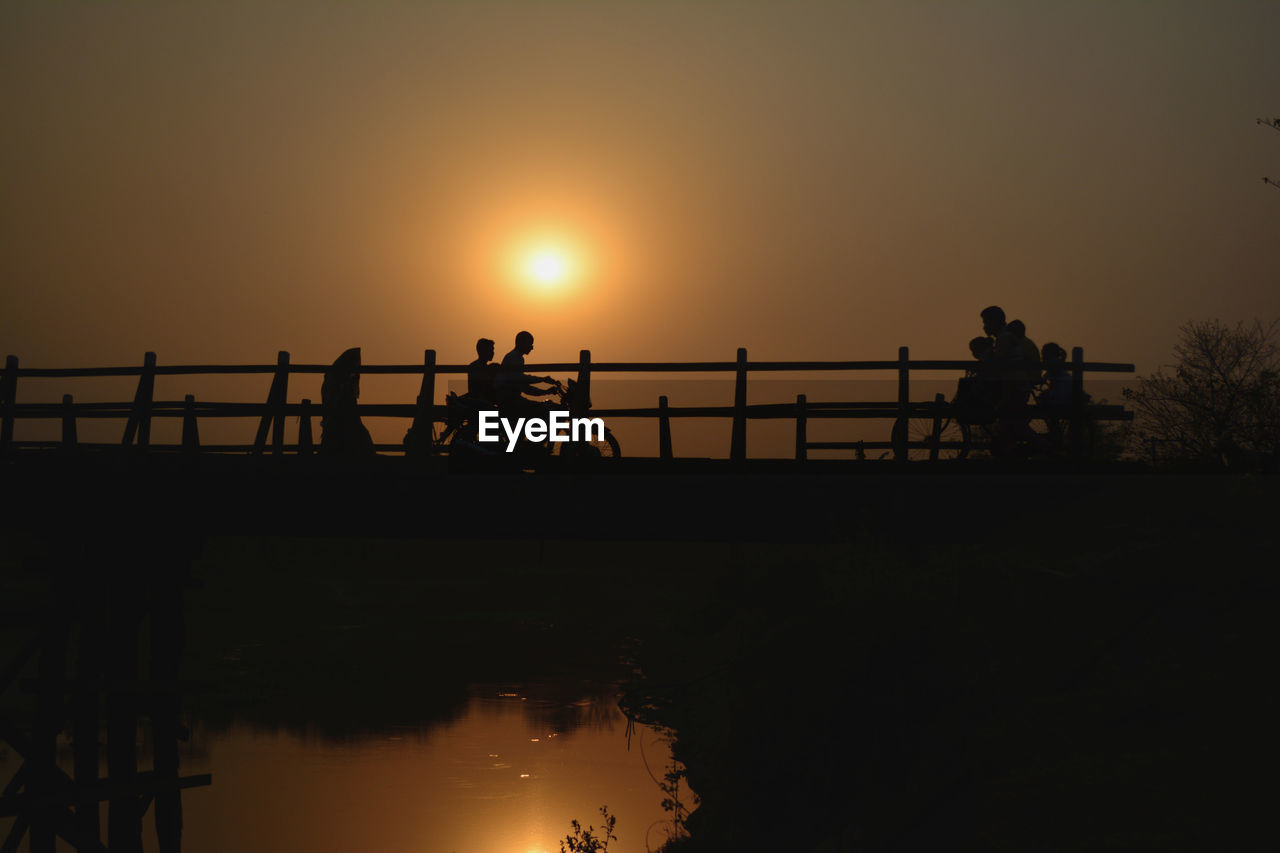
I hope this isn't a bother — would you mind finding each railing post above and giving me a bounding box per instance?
[122,352,156,449]
[298,398,314,455]
[1070,346,1085,457]
[182,394,200,454]
[730,348,747,462]
[795,394,807,461]
[272,351,290,454]
[272,352,289,454]
[61,394,77,450]
[928,392,945,462]
[658,395,673,461]
[253,351,290,455]
[574,350,592,419]
[894,346,909,462]
[419,349,437,449]
[405,350,437,458]
[1,355,16,454]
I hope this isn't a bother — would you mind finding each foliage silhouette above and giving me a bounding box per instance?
[1124,318,1280,465]
[560,806,617,853]
[656,756,695,849]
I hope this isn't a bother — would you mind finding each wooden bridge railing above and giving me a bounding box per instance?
[0,347,1135,462]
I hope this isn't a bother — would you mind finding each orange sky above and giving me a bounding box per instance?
[3,1,1280,376]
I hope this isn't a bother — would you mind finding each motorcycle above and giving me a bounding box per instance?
[437,378,621,460]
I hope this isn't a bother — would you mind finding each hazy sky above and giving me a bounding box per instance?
[4,0,1279,375]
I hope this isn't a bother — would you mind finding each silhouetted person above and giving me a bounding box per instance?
[1038,342,1072,407]
[980,305,1015,361]
[467,338,498,404]
[434,338,500,448]
[320,347,374,457]
[1006,319,1042,389]
[980,305,1018,397]
[953,336,999,424]
[980,307,1047,455]
[494,331,560,417]
[969,335,995,365]
[1038,341,1092,451]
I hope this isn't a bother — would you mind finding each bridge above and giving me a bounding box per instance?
[0,347,1133,462]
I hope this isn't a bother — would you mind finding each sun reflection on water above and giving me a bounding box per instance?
[161,684,683,853]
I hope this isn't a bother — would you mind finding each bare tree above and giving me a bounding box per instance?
[1261,116,1280,191]
[1124,319,1280,463]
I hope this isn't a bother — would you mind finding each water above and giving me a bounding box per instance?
[0,536,693,853]
[0,685,680,853]
[182,690,673,853]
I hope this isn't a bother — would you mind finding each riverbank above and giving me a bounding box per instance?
[623,480,1278,850]
[3,470,1276,850]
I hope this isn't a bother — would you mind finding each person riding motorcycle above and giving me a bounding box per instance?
[493,331,561,421]
[444,331,558,450]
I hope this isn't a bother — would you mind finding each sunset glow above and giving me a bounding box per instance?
[2,2,1277,374]
[4,5,1278,853]
[525,248,572,287]
[511,239,587,296]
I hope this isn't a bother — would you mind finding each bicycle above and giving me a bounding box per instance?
[890,382,1095,461]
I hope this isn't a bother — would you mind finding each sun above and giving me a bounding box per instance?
[504,232,591,296]
[523,246,574,288]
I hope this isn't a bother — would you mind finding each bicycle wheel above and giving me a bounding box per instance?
[964,421,994,456]
[891,416,970,460]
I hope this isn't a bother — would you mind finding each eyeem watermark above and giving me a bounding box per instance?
[477,411,605,452]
